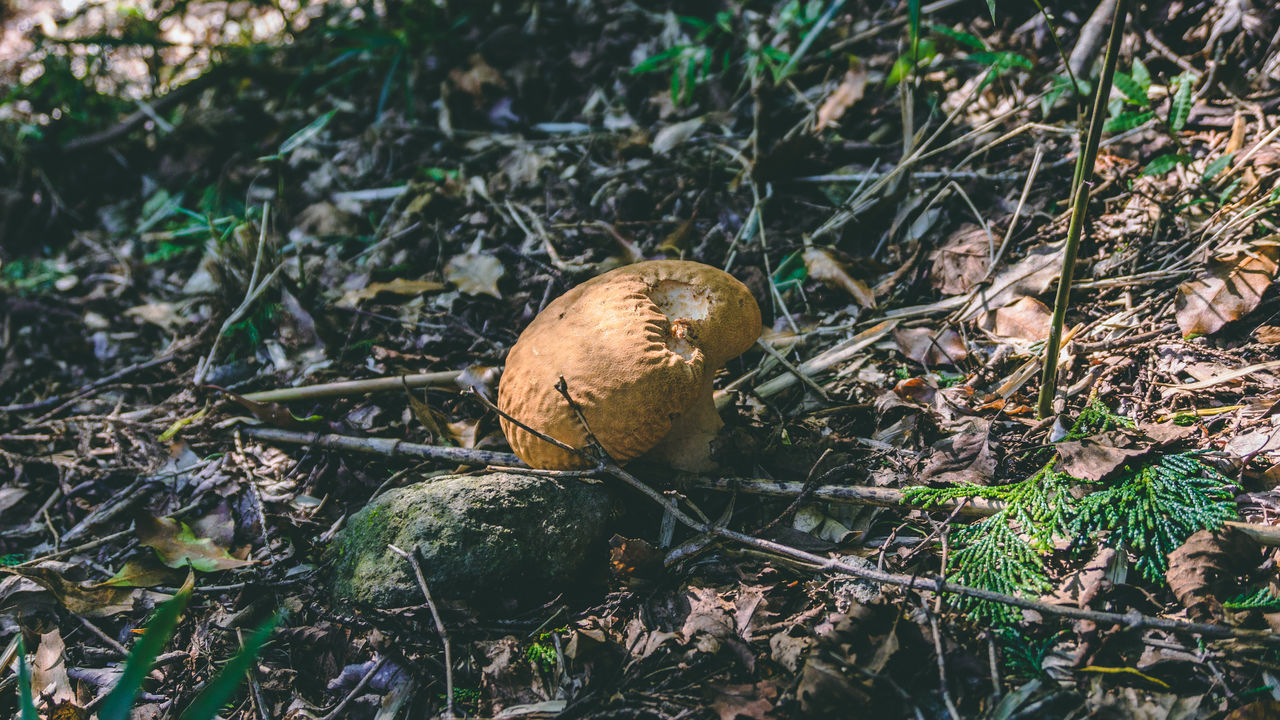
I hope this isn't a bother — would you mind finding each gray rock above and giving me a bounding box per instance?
[329,472,619,608]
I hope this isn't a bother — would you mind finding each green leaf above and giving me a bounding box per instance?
[99,575,193,720]
[136,515,254,572]
[178,614,279,720]
[1113,72,1148,106]
[631,46,682,75]
[277,109,337,156]
[1202,152,1234,181]
[968,51,1032,71]
[17,637,37,720]
[986,0,996,21]
[930,24,985,50]
[1141,153,1191,177]
[1169,72,1196,133]
[908,0,921,42]
[1104,109,1154,134]
[1132,57,1150,92]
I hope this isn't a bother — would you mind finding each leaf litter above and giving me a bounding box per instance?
[2,1,1280,719]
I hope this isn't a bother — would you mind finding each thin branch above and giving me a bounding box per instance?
[388,544,456,719]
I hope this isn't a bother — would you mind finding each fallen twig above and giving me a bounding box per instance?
[240,426,1280,640]
[240,371,463,403]
[389,544,456,719]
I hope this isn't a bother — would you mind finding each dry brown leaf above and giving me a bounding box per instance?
[711,680,778,720]
[135,514,254,572]
[992,296,1052,342]
[449,53,504,102]
[338,278,447,307]
[929,224,990,295]
[1166,528,1259,622]
[803,247,876,308]
[893,327,967,367]
[97,558,188,589]
[814,64,867,132]
[1176,241,1280,337]
[445,253,505,299]
[7,566,165,617]
[33,629,76,706]
[960,241,1063,320]
[124,302,186,330]
[920,420,997,485]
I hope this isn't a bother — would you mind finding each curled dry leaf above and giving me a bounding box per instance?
[34,629,76,707]
[991,296,1053,342]
[445,252,506,299]
[5,565,166,617]
[959,241,1064,321]
[1166,528,1259,622]
[652,117,703,155]
[814,63,867,132]
[893,327,967,367]
[803,247,876,308]
[135,514,254,572]
[929,224,991,295]
[338,278,446,307]
[1176,241,1280,337]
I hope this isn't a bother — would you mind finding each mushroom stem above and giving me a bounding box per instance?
[643,374,722,472]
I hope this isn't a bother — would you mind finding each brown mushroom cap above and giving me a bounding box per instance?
[498,260,761,471]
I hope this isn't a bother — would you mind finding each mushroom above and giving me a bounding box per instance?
[498,260,761,471]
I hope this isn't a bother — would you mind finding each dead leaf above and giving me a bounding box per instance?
[711,680,778,720]
[338,278,446,307]
[0,487,28,514]
[1055,432,1150,482]
[893,327,967,367]
[1056,424,1193,482]
[124,302,186,330]
[803,247,875,308]
[960,242,1063,320]
[97,558,188,589]
[33,629,76,706]
[814,63,867,132]
[1226,701,1280,720]
[992,296,1053,342]
[445,253,505,299]
[135,514,255,572]
[652,118,703,155]
[1176,241,1280,337]
[930,224,991,295]
[920,420,998,485]
[5,565,166,617]
[1167,528,1259,622]
[449,53,504,102]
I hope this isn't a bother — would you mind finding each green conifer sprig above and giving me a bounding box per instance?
[904,400,1238,624]
[1072,454,1237,582]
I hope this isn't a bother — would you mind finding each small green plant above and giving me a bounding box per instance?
[15,577,277,720]
[906,400,1238,624]
[1104,60,1198,177]
[631,8,806,106]
[525,636,558,673]
[1223,587,1280,611]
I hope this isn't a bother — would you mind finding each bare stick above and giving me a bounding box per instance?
[239,426,523,467]
[388,544,455,719]
[240,425,1280,638]
[241,371,463,403]
[319,657,386,720]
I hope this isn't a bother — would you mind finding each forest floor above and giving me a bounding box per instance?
[3,1,1280,718]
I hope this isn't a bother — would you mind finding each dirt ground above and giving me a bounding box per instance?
[3,0,1280,718]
